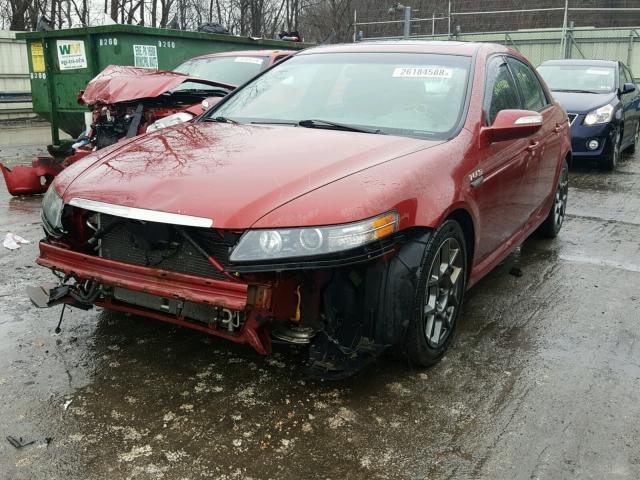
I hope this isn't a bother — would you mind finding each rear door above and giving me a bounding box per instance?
[507,56,563,217]
[473,56,532,263]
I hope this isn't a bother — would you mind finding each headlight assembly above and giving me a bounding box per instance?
[41,185,65,236]
[230,211,399,262]
[583,104,614,125]
[146,112,194,133]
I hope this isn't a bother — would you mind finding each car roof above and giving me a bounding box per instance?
[540,59,618,67]
[191,49,294,61]
[296,40,502,57]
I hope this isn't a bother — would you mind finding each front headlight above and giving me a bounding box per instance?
[146,112,194,133]
[583,104,614,125]
[230,211,399,262]
[41,185,65,235]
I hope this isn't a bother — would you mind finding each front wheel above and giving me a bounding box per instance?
[599,130,621,171]
[404,220,467,367]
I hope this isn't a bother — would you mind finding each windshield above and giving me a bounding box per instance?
[174,56,267,86]
[537,64,616,93]
[207,52,471,139]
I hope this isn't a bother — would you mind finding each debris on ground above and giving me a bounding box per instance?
[3,232,30,250]
[509,267,523,277]
[6,435,36,449]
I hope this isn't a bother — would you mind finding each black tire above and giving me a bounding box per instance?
[625,122,639,154]
[599,130,621,171]
[538,159,569,238]
[403,220,467,367]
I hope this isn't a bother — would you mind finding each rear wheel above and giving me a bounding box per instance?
[404,220,467,367]
[538,159,569,238]
[599,130,621,171]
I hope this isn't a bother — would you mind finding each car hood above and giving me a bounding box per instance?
[60,122,441,229]
[550,90,616,114]
[80,65,235,105]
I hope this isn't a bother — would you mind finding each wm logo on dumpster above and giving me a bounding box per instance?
[58,42,83,55]
[56,40,87,71]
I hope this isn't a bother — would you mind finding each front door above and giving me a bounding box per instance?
[472,57,532,263]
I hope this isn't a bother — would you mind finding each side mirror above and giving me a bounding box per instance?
[621,82,636,95]
[481,109,543,144]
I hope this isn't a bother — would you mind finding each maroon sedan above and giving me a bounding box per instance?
[32,41,570,378]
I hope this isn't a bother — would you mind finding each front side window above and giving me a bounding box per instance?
[207,52,472,139]
[537,64,616,93]
[486,60,521,125]
[622,65,634,86]
[507,57,548,112]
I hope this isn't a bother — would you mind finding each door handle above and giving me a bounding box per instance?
[527,141,541,151]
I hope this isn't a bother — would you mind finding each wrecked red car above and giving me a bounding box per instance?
[30,42,570,377]
[1,49,292,196]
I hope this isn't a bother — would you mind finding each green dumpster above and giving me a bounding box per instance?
[16,25,309,145]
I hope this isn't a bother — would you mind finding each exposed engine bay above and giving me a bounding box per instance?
[90,89,227,150]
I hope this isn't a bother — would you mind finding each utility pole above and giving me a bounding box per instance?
[353,9,357,42]
[560,0,569,58]
[403,5,411,39]
[388,4,412,40]
[447,1,452,39]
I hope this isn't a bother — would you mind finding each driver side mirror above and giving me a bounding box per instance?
[621,82,636,95]
[481,109,543,144]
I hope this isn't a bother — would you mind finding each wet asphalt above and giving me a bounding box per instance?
[0,124,639,480]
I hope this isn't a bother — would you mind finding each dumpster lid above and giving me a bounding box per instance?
[81,65,235,105]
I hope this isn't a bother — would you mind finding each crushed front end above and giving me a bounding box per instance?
[32,190,421,378]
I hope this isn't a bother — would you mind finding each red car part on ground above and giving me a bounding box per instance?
[30,41,571,378]
[1,50,292,196]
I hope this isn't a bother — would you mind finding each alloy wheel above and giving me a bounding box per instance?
[612,132,621,167]
[554,165,569,229]
[423,237,465,349]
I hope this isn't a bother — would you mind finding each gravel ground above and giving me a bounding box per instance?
[0,124,639,480]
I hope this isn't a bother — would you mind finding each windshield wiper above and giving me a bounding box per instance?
[298,119,383,134]
[204,116,239,124]
[552,89,601,94]
[250,120,298,125]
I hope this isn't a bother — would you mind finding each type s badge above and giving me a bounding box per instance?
[57,40,87,70]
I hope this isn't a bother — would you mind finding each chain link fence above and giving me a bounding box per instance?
[354,0,640,38]
[353,1,640,78]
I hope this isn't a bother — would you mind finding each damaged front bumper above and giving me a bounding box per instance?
[1,157,64,196]
[1,148,90,196]
[30,241,273,354]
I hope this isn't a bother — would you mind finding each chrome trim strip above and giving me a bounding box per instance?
[567,113,578,126]
[69,198,213,228]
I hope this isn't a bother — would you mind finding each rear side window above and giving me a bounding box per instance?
[507,57,548,112]
[486,59,521,125]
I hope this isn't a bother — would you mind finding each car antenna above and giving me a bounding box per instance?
[55,304,66,334]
